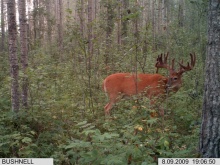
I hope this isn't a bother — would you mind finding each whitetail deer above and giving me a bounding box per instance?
[103,53,196,115]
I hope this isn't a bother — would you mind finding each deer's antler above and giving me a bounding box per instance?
[155,52,175,73]
[178,53,196,75]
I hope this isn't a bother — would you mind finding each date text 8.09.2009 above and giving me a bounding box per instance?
[158,158,218,165]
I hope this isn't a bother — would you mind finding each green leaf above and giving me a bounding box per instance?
[22,137,32,144]
[76,121,87,126]
[83,129,101,136]
[147,118,158,127]
[65,140,91,150]
[103,132,119,139]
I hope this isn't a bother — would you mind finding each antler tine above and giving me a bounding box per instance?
[180,59,183,64]
[163,52,169,64]
[155,53,163,73]
[157,52,168,64]
[164,52,168,63]
[190,52,196,67]
[171,58,175,71]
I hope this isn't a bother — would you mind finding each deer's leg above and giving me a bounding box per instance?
[104,102,113,115]
[104,93,120,115]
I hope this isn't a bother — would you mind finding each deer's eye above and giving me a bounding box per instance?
[172,77,178,81]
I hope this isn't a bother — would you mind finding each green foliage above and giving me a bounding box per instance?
[0,0,206,164]
[0,110,62,158]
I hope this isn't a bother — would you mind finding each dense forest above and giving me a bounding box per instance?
[1,0,220,164]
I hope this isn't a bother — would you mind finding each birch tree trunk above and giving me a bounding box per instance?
[18,0,28,109]
[33,0,39,42]
[1,0,5,51]
[200,0,220,158]
[7,0,19,112]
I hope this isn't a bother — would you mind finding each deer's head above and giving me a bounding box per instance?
[155,52,196,92]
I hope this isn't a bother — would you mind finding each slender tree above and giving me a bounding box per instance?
[88,0,93,60]
[57,0,63,58]
[121,0,129,45]
[152,0,156,50]
[87,0,94,114]
[1,0,5,51]
[200,0,220,157]
[161,0,166,28]
[178,0,184,27]
[157,0,162,34]
[33,0,39,42]
[7,0,19,112]
[105,0,115,66]
[165,0,171,27]
[117,0,121,46]
[18,0,28,109]
[79,0,84,37]
[46,0,52,45]
[27,0,33,46]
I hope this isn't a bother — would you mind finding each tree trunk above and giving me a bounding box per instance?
[38,0,44,41]
[1,0,5,51]
[79,0,84,37]
[27,0,32,47]
[165,0,170,26]
[18,0,28,109]
[152,0,156,50]
[7,0,19,112]
[57,0,63,59]
[200,0,220,158]
[46,0,52,45]
[87,0,94,113]
[88,0,93,61]
[161,0,166,29]
[33,0,39,42]
[105,0,114,66]
[117,0,121,47]
[158,0,162,35]
[121,0,129,45]
[178,0,184,27]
